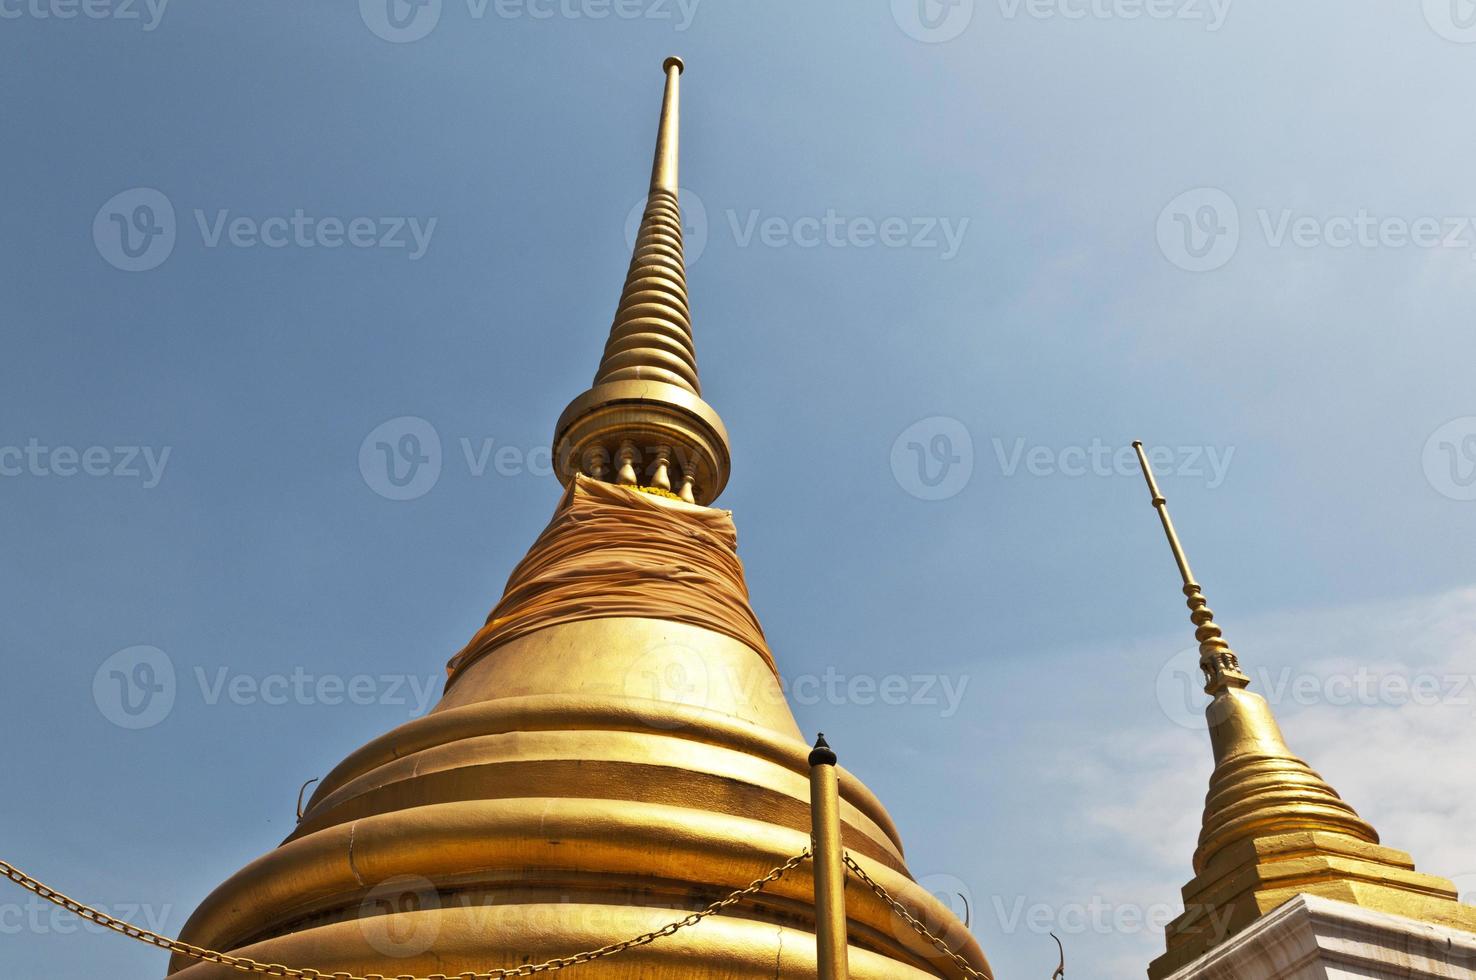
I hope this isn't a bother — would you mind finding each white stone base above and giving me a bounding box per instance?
[1165,894,1476,979]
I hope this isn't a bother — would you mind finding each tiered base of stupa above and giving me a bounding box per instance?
[168,619,987,978]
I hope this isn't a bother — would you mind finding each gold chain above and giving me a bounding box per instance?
[842,852,993,980]
[0,851,810,979]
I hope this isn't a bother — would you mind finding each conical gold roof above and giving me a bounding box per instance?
[1132,443,1476,979]
[168,61,991,980]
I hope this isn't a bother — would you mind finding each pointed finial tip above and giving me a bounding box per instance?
[1132,439,1144,449]
[808,732,837,767]
[663,55,685,74]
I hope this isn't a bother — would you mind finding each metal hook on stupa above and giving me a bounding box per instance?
[294,777,320,822]
[1050,932,1065,979]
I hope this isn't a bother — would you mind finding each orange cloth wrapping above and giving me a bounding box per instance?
[446,476,775,683]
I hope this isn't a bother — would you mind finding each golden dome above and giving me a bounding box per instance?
[168,61,991,980]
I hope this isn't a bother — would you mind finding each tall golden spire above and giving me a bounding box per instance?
[1134,443,1250,699]
[1132,442,1378,865]
[1133,442,1476,978]
[553,56,731,505]
[168,61,992,980]
[596,56,698,396]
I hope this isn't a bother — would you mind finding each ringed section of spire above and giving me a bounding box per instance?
[551,56,732,507]
[595,187,701,396]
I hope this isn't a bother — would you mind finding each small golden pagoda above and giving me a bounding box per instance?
[1132,443,1476,979]
[166,59,992,980]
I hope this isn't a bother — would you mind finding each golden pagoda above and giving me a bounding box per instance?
[1132,443,1476,979]
[165,58,992,980]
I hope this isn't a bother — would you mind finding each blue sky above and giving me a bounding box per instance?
[4,2,1476,978]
